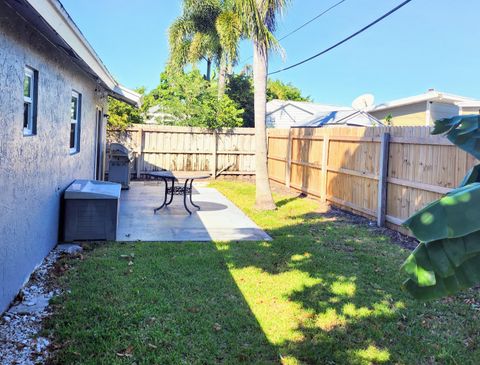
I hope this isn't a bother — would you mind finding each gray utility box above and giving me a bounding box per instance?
[108,143,132,189]
[63,180,121,241]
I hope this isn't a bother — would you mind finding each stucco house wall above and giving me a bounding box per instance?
[369,102,427,126]
[0,1,106,313]
[460,107,480,115]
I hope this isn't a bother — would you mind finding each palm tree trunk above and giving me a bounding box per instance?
[206,58,212,81]
[218,55,227,99]
[253,40,276,210]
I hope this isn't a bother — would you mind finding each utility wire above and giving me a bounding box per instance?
[238,0,348,67]
[268,0,413,76]
[278,0,347,42]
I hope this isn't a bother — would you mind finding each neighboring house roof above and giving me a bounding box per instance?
[456,101,480,108]
[368,89,476,113]
[4,0,140,106]
[266,99,348,116]
[293,109,383,128]
[145,105,176,124]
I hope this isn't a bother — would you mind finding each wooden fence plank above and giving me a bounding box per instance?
[321,135,329,202]
[285,129,292,188]
[267,126,476,236]
[212,130,217,178]
[108,125,255,176]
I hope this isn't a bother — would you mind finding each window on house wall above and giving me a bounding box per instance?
[70,91,81,154]
[23,67,38,135]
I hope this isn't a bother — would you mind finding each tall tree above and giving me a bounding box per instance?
[234,0,288,210]
[215,6,242,97]
[168,0,242,98]
[168,1,220,81]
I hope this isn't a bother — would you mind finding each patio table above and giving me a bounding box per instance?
[146,171,211,214]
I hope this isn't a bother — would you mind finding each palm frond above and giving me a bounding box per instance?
[233,0,289,51]
[216,10,242,63]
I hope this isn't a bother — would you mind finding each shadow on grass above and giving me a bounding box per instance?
[45,243,279,365]
[47,204,476,365]
[213,209,472,364]
[275,194,306,208]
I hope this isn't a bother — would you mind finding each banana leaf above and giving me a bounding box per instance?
[431,115,464,135]
[459,164,480,187]
[432,115,480,160]
[402,254,480,300]
[401,230,480,284]
[401,116,480,299]
[403,183,480,242]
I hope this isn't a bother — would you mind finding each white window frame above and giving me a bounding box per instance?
[70,91,81,154]
[23,67,36,136]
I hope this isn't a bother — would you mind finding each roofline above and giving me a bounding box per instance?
[266,99,347,116]
[24,0,140,106]
[291,110,383,128]
[266,102,316,117]
[456,101,480,108]
[368,91,475,113]
[268,99,344,108]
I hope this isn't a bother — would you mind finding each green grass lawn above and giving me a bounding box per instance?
[46,181,480,365]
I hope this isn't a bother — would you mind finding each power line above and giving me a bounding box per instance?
[278,0,347,42]
[238,0,348,67]
[268,0,414,76]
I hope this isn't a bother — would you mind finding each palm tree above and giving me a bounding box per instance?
[168,2,220,82]
[168,0,242,98]
[234,0,288,210]
[215,7,242,96]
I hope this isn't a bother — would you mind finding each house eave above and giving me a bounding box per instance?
[4,0,140,107]
[368,91,475,113]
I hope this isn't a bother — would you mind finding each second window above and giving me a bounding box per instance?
[70,91,81,153]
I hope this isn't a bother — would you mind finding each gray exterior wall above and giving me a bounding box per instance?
[0,1,107,313]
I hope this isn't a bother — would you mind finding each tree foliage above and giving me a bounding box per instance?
[144,70,243,129]
[226,74,310,127]
[226,73,254,127]
[106,72,309,130]
[168,0,242,95]
[267,79,311,102]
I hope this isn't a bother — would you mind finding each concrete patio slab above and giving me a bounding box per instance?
[117,181,271,242]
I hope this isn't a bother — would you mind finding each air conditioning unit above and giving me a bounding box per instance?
[63,180,121,241]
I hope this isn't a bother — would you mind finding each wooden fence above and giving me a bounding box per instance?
[267,126,476,234]
[107,125,255,178]
[108,124,476,234]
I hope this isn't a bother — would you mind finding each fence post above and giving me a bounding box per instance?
[321,135,330,202]
[136,126,143,179]
[285,129,292,188]
[377,132,390,227]
[212,129,217,178]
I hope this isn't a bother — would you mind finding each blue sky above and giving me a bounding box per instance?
[62,0,480,106]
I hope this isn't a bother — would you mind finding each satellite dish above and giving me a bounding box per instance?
[352,94,375,110]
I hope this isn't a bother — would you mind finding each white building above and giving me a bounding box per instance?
[266,99,349,128]
[367,89,480,126]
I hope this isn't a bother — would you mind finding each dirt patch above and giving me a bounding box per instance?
[267,179,419,250]
[324,206,419,250]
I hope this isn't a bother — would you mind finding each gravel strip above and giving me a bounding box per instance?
[0,245,81,365]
